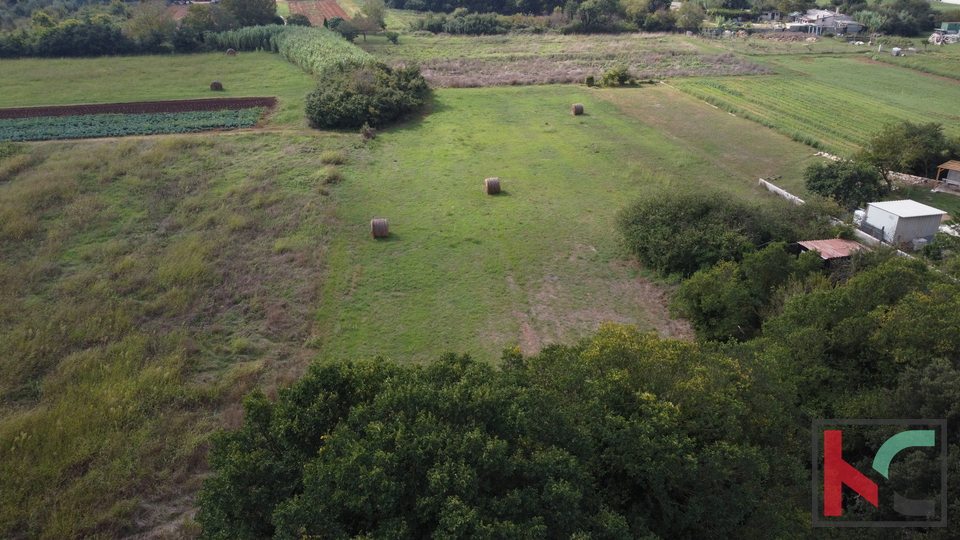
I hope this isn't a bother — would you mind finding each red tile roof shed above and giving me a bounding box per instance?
[798,239,867,260]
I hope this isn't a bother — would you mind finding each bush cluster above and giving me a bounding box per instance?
[305,62,429,129]
[617,189,839,278]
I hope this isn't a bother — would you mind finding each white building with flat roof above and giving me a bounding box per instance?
[863,200,946,244]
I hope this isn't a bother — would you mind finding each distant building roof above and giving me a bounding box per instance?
[938,160,960,173]
[798,239,868,260]
[867,200,946,219]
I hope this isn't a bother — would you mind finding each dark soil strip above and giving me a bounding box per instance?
[0,97,277,120]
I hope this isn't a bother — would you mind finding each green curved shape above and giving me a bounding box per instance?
[872,430,935,479]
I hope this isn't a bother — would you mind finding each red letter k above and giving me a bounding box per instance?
[824,430,879,516]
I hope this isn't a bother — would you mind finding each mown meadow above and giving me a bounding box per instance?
[0,52,317,125]
[3,28,960,537]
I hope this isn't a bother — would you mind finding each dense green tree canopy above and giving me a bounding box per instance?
[617,189,839,278]
[856,121,960,187]
[197,324,804,540]
[803,158,887,210]
[305,63,429,129]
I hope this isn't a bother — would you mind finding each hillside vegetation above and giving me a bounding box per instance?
[3,27,960,537]
[0,132,354,536]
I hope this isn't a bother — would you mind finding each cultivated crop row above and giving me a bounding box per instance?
[0,108,265,141]
[204,26,374,79]
[288,1,351,25]
[673,76,932,154]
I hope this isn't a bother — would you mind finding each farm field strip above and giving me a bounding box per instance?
[361,33,768,87]
[770,56,960,124]
[0,108,266,141]
[673,77,893,153]
[870,53,960,81]
[0,53,316,126]
[288,0,350,24]
[0,96,275,119]
[674,56,960,154]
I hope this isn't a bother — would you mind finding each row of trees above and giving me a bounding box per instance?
[407,1,705,34]
[0,0,281,57]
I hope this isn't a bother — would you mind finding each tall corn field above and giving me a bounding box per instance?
[203,25,287,52]
[276,27,374,78]
[204,26,374,78]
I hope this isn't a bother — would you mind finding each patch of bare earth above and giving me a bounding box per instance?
[506,246,692,356]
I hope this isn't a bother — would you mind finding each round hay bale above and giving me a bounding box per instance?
[484,177,501,195]
[210,80,223,91]
[226,48,237,56]
[371,218,389,239]
[572,103,584,115]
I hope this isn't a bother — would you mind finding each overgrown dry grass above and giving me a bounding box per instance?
[361,33,770,87]
[0,133,356,537]
[419,52,770,87]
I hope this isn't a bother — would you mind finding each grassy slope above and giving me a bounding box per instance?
[315,84,817,364]
[0,52,317,125]
[0,130,360,537]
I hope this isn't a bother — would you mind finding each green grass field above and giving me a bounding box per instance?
[314,84,822,363]
[673,55,960,155]
[871,49,960,80]
[0,52,317,125]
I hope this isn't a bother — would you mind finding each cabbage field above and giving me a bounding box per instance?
[0,108,265,141]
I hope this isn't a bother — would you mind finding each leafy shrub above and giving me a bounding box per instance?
[599,65,633,87]
[804,159,887,210]
[360,122,376,139]
[327,16,359,41]
[671,243,825,342]
[617,189,838,278]
[319,166,343,184]
[286,13,312,26]
[319,150,346,165]
[584,74,595,87]
[305,63,429,129]
[385,30,399,43]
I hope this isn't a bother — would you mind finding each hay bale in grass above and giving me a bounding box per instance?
[484,177,501,195]
[572,103,584,115]
[371,218,389,239]
[210,81,223,91]
[226,48,237,56]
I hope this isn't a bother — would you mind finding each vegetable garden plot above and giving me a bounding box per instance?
[288,1,350,24]
[0,108,266,141]
[0,97,276,119]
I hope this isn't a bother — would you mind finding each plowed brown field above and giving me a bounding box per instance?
[288,0,350,24]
